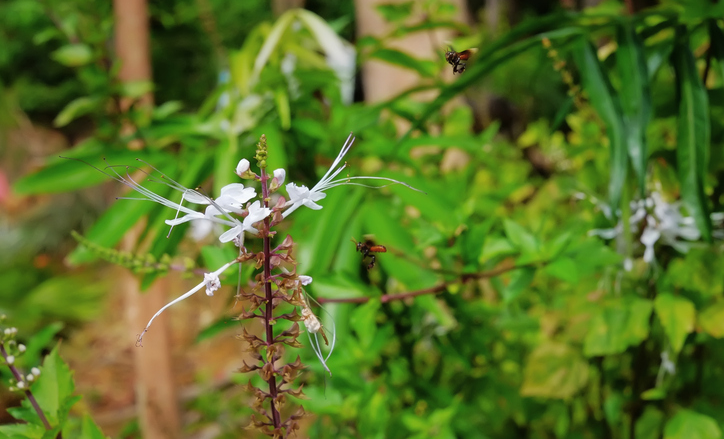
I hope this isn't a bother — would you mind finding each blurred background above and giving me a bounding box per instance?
[2,0,724,438]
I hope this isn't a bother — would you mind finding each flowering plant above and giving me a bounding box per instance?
[70,133,420,436]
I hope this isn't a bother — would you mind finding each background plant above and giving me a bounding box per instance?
[3,0,724,438]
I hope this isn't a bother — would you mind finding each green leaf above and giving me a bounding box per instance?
[54,97,102,127]
[635,406,664,439]
[31,347,75,423]
[573,38,627,209]
[666,248,724,298]
[709,20,724,84]
[273,88,291,130]
[79,414,108,439]
[664,409,722,439]
[350,299,381,349]
[67,195,154,265]
[699,301,724,338]
[654,293,695,354]
[521,342,588,399]
[503,267,536,303]
[502,219,539,256]
[616,22,651,195]
[543,257,579,283]
[584,297,653,356]
[369,48,437,77]
[119,80,154,99]
[375,2,414,22]
[673,27,712,242]
[51,44,93,67]
[0,423,46,438]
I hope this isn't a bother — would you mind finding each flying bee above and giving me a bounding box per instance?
[352,238,387,270]
[445,48,477,74]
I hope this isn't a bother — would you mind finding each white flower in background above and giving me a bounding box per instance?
[656,350,676,386]
[588,191,722,265]
[282,133,423,218]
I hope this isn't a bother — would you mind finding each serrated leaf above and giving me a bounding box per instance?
[31,347,75,423]
[673,27,712,242]
[664,409,722,439]
[654,293,695,354]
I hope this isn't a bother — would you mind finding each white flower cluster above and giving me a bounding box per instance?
[588,191,723,265]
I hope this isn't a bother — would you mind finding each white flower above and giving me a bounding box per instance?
[218,200,272,243]
[589,191,722,264]
[282,133,423,218]
[235,159,250,176]
[270,168,286,191]
[204,272,221,296]
[299,275,313,285]
[138,259,237,345]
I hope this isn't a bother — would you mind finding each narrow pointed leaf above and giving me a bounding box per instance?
[617,22,651,195]
[672,28,712,242]
[573,38,627,209]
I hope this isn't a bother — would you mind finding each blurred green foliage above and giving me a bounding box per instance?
[3,0,724,438]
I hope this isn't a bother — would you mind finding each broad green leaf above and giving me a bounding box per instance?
[584,297,653,356]
[368,48,437,77]
[543,256,579,283]
[375,2,414,22]
[79,414,109,439]
[54,97,102,127]
[664,409,722,439]
[616,22,651,195]
[0,423,46,438]
[350,299,381,349]
[31,347,75,423]
[521,342,588,399]
[503,267,536,303]
[698,301,724,338]
[635,406,664,439]
[51,44,93,67]
[503,219,539,256]
[654,293,695,354]
[641,387,666,400]
[673,27,712,242]
[666,248,724,298]
[119,80,154,99]
[574,38,627,209]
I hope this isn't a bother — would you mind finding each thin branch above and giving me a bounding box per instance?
[317,262,533,304]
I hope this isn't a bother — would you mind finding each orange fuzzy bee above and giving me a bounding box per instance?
[352,238,387,270]
[445,48,477,74]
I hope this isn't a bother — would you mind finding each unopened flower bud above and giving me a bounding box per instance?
[270,168,286,192]
[26,374,34,382]
[17,381,25,389]
[6,355,14,365]
[18,344,26,353]
[31,367,40,376]
[235,159,250,176]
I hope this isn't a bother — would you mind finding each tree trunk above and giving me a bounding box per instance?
[354,0,470,132]
[113,1,181,438]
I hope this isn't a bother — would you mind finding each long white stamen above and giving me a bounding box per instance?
[137,260,237,345]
